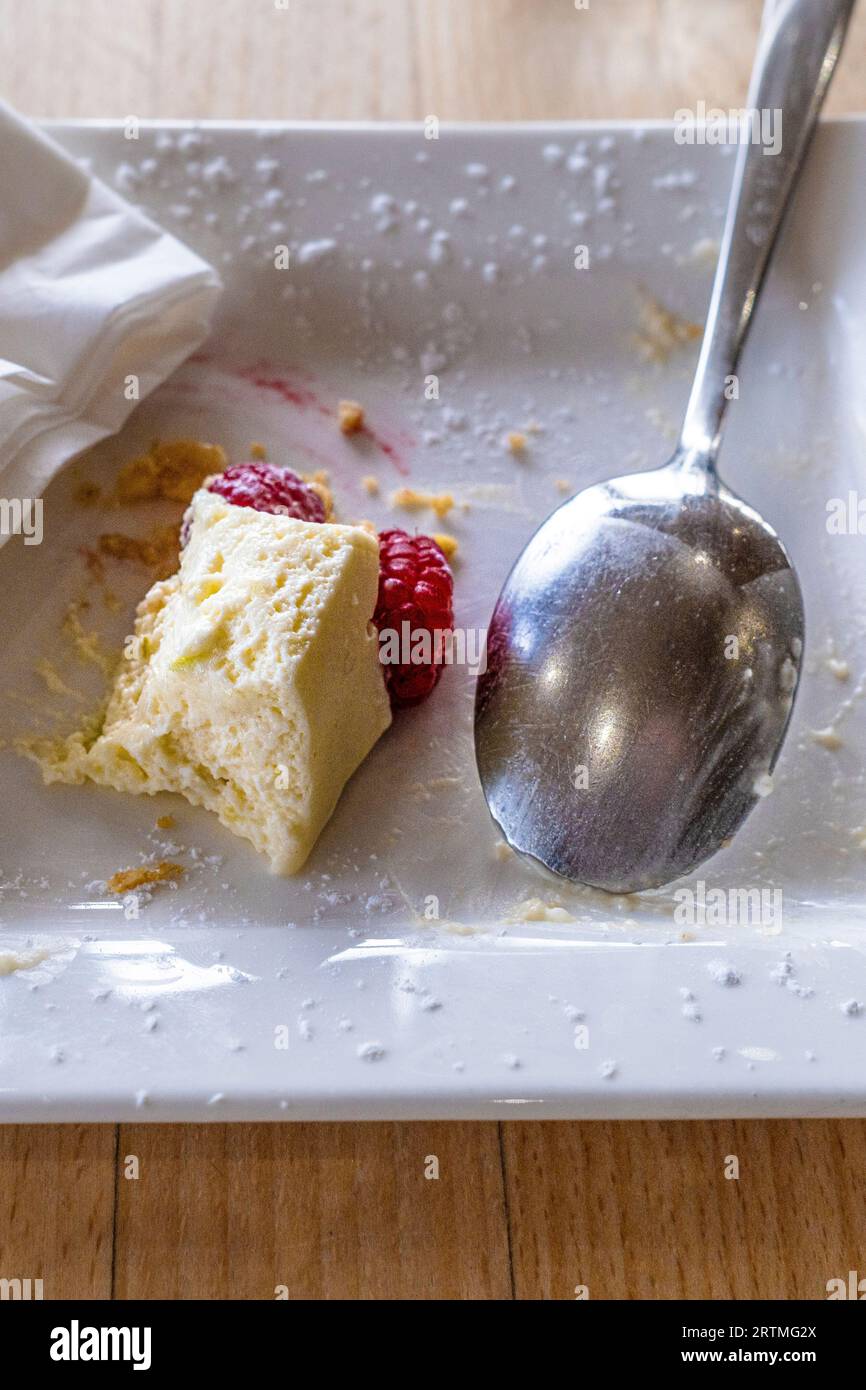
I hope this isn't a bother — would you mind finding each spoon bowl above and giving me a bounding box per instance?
[475,454,804,891]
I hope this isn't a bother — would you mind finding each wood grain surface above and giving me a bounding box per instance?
[0,0,864,1301]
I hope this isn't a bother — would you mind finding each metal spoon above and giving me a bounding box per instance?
[474,0,853,893]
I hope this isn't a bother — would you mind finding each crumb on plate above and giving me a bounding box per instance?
[391,486,454,520]
[432,532,458,560]
[338,399,365,434]
[107,861,184,895]
[302,469,334,519]
[114,439,227,505]
[75,481,102,506]
[98,526,180,580]
[633,292,701,364]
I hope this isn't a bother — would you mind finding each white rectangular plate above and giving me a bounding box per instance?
[1,119,865,1120]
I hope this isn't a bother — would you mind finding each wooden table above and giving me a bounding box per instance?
[1,0,864,1301]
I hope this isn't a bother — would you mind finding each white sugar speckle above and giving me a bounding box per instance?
[707,960,742,987]
[599,1059,618,1080]
[357,1041,385,1062]
[840,999,863,1017]
[297,237,337,265]
[653,169,698,190]
[201,156,236,189]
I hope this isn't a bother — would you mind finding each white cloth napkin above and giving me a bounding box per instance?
[0,101,221,545]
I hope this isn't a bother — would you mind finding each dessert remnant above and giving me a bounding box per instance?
[40,491,392,875]
[506,431,527,454]
[27,448,455,875]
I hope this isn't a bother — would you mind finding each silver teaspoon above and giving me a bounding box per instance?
[475,0,854,893]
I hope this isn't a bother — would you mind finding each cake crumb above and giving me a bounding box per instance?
[62,604,116,676]
[302,470,334,519]
[249,442,267,460]
[114,439,227,505]
[338,399,365,434]
[34,659,84,702]
[432,532,458,560]
[98,526,180,580]
[75,481,102,507]
[361,475,380,496]
[391,486,454,520]
[633,292,701,364]
[107,862,184,895]
[826,656,850,682]
[0,946,51,978]
[156,815,176,831]
[508,897,575,924]
[554,478,573,494]
[811,725,843,750]
[506,431,527,454]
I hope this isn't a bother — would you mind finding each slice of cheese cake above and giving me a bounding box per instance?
[42,489,392,873]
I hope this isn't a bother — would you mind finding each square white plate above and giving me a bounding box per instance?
[1,119,865,1120]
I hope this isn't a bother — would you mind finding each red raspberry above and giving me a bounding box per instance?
[181,461,325,546]
[206,461,325,522]
[374,529,455,708]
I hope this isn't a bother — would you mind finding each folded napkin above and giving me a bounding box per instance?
[0,101,221,546]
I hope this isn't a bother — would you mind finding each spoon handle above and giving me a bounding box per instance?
[678,0,854,469]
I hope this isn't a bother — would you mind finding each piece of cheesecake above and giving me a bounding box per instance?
[43,490,392,873]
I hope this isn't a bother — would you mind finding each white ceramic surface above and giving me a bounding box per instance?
[1,119,865,1120]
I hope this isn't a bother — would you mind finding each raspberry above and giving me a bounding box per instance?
[206,461,326,523]
[374,529,455,708]
[181,461,325,546]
